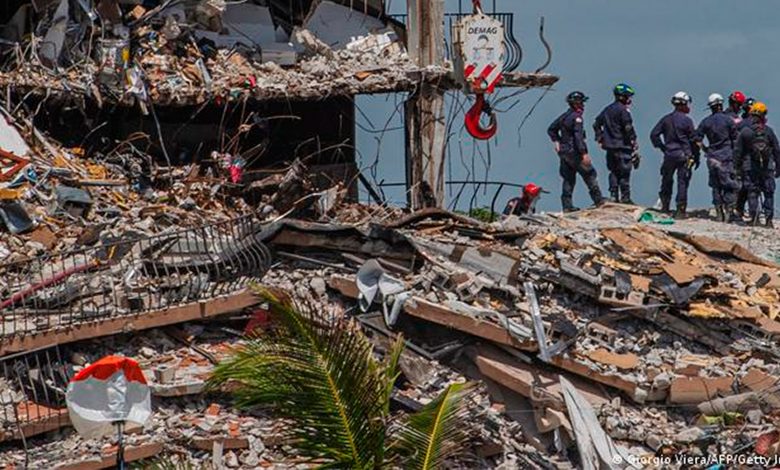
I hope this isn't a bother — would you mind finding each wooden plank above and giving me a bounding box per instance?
[0,290,258,356]
[406,0,447,208]
[328,275,536,351]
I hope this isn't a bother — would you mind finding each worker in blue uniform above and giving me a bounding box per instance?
[650,91,700,219]
[695,93,739,222]
[735,97,757,218]
[593,83,639,204]
[734,102,780,228]
[725,91,746,126]
[547,91,605,212]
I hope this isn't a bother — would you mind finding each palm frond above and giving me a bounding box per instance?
[208,286,396,469]
[390,382,479,470]
[381,335,405,415]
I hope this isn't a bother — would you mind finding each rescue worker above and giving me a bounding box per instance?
[725,91,746,126]
[650,91,700,219]
[547,91,605,212]
[735,97,757,218]
[593,83,639,204]
[734,102,780,228]
[742,98,756,124]
[503,183,544,217]
[695,93,739,222]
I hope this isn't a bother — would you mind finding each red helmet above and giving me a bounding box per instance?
[729,91,746,104]
[523,183,542,199]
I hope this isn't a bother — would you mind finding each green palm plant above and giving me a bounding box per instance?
[390,382,477,470]
[208,287,478,469]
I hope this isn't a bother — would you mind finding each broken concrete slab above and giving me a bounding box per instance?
[662,261,701,285]
[668,376,734,405]
[584,348,639,371]
[471,345,610,411]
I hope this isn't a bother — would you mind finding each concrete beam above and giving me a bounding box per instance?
[0,290,259,356]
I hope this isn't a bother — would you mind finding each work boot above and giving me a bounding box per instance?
[715,205,725,223]
[674,204,687,220]
[589,188,606,207]
[766,218,775,229]
[660,200,671,213]
[563,206,581,213]
[610,192,619,203]
[726,205,742,224]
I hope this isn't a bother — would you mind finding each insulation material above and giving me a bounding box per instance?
[0,116,30,157]
[304,0,386,50]
[196,3,277,48]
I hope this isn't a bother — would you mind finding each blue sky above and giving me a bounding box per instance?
[355,0,780,212]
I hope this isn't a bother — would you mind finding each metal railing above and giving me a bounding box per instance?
[0,215,272,340]
[0,345,69,441]
[391,12,523,72]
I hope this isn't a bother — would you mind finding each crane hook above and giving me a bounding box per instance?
[465,93,497,140]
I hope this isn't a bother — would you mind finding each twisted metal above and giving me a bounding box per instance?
[0,215,272,339]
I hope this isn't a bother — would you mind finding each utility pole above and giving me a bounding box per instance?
[405,0,446,209]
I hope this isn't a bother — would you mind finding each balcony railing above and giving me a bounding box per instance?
[0,345,69,441]
[0,215,272,340]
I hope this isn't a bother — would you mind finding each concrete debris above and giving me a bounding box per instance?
[268,202,780,467]
[0,0,448,106]
[3,197,780,466]
[0,0,557,106]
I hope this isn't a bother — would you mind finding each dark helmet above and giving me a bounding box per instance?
[614,83,635,97]
[566,91,589,105]
[743,97,756,113]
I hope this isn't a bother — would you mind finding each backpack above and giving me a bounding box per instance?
[751,125,773,170]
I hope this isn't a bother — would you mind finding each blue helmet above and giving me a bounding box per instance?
[614,83,635,97]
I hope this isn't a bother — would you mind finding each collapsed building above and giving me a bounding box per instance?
[5,1,778,469]
[0,0,577,468]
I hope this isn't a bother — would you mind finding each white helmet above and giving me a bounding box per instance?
[707,93,724,107]
[672,91,692,106]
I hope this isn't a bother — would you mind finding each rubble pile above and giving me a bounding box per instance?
[3,199,780,466]
[0,139,254,262]
[0,394,280,469]
[0,266,563,469]
[262,203,780,466]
